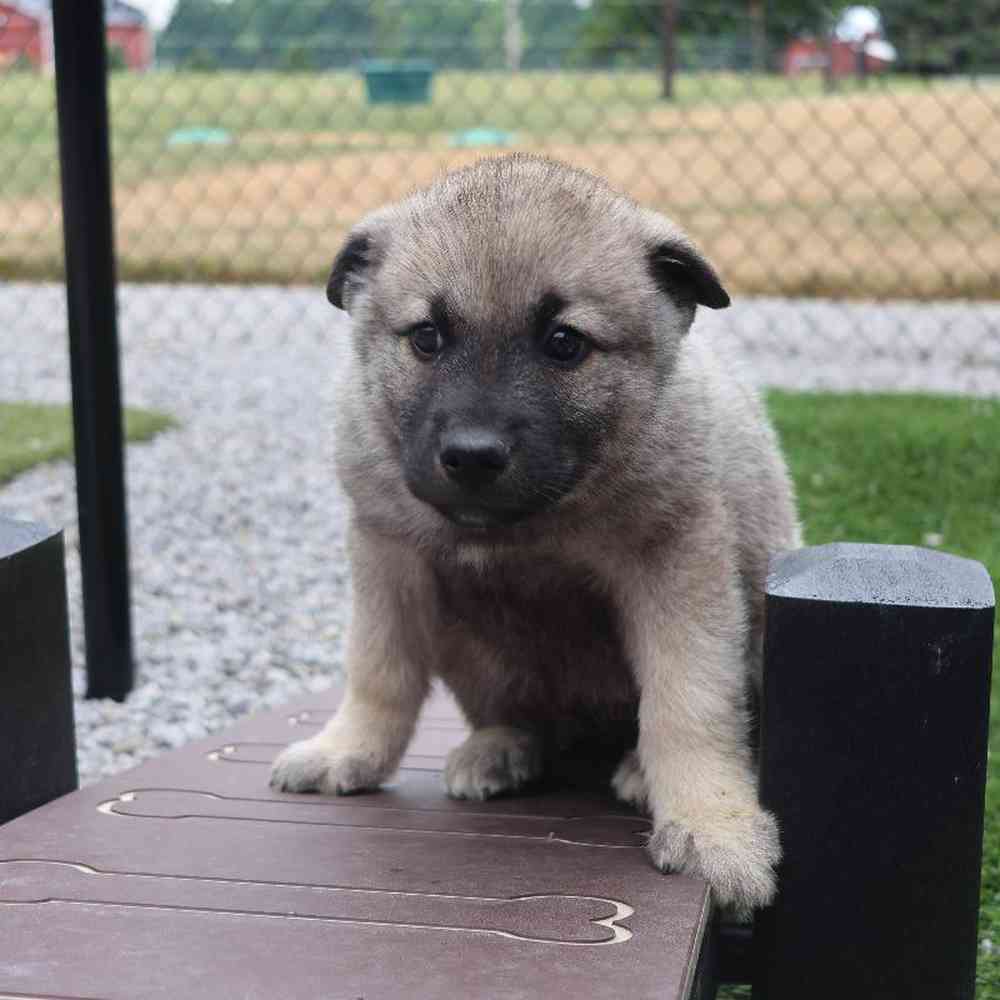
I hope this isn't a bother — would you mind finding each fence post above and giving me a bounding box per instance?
[0,518,77,825]
[754,543,994,1000]
[660,0,678,100]
[51,0,134,700]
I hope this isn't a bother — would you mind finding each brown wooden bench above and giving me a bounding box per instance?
[0,682,714,999]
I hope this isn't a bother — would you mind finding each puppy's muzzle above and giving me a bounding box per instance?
[439,429,511,490]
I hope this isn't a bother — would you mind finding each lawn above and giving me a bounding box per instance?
[0,68,996,299]
[0,402,174,487]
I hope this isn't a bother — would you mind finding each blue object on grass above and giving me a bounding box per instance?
[360,60,434,104]
[450,127,517,148]
[167,127,232,148]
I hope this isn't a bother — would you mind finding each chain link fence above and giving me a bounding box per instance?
[1,1,999,393]
[0,1,998,792]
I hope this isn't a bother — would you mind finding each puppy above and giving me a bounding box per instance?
[270,154,801,919]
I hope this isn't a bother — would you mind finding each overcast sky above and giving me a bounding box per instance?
[129,0,180,31]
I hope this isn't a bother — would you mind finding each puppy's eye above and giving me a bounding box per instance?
[541,327,590,366]
[409,324,443,360]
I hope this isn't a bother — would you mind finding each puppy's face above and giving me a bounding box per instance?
[330,157,728,538]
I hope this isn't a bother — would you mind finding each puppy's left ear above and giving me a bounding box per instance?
[649,240,730,310]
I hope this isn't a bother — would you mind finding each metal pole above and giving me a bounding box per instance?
[504,0,523,73]
[822,10,837,94]
[661,0,678,100]
[51,0,134,701]
[749,0,767,74]
[755,543,994,1000]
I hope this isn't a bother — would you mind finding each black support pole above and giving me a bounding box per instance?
[755,543,994,1000]
[0,517,77,824]
[52,0,134,700]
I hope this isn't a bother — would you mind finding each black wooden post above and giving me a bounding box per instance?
[0,518,77,825]
[52,0,134,700]
[755,543,994,1000]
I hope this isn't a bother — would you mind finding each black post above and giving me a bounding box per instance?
[821,11,837,94]
[661,0,678,100]
[856,36,869,88]
[749,0,767,74]
[755,543,994,1000]
[52,0,134,700]
[0,518,77,824]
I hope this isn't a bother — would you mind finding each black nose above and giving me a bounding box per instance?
[439,429,510,488]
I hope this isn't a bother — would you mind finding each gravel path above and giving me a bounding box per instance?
[1,282,998,785]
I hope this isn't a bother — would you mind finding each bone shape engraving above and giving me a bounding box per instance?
[206,741,447,772]
[288,709,462,730]
[0,993,105,1000]
[97,789,649,847]
[0,860,633,945]
[286,708,334,724]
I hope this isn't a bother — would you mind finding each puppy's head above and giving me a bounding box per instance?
[330,155,728,537]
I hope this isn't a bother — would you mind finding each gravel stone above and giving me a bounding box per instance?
[1,282,997,786]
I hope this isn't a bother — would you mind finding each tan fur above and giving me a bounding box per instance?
[270,154,802,920]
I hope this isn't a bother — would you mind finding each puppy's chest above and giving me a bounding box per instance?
[429,557,635,712]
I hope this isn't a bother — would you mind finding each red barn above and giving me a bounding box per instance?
[105,0,153,71]
[0,2,43,69]
[0,0,152,72]
[784,36,894,79]
[784,6,896,80]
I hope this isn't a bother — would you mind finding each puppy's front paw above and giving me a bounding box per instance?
[648,808,780,922]
[444,727,542,800]
[269,737,385,795]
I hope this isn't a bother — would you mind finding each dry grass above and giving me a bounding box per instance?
[2,80,997,299]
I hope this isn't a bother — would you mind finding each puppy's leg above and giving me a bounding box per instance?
[610,513,780,922]
[611,749,648,811]
[444,726,542,800]
[270,530,430,795]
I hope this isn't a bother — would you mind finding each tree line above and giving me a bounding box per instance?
[158,0,999,76]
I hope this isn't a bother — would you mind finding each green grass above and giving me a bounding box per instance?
[717,392,1000,999]
[0,402,175,486]
[0,68,912,199]
[770,391,1000,570]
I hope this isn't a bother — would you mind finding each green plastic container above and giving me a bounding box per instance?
[360,60,434,104]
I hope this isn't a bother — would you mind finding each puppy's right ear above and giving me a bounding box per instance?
[327,232,375,312]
